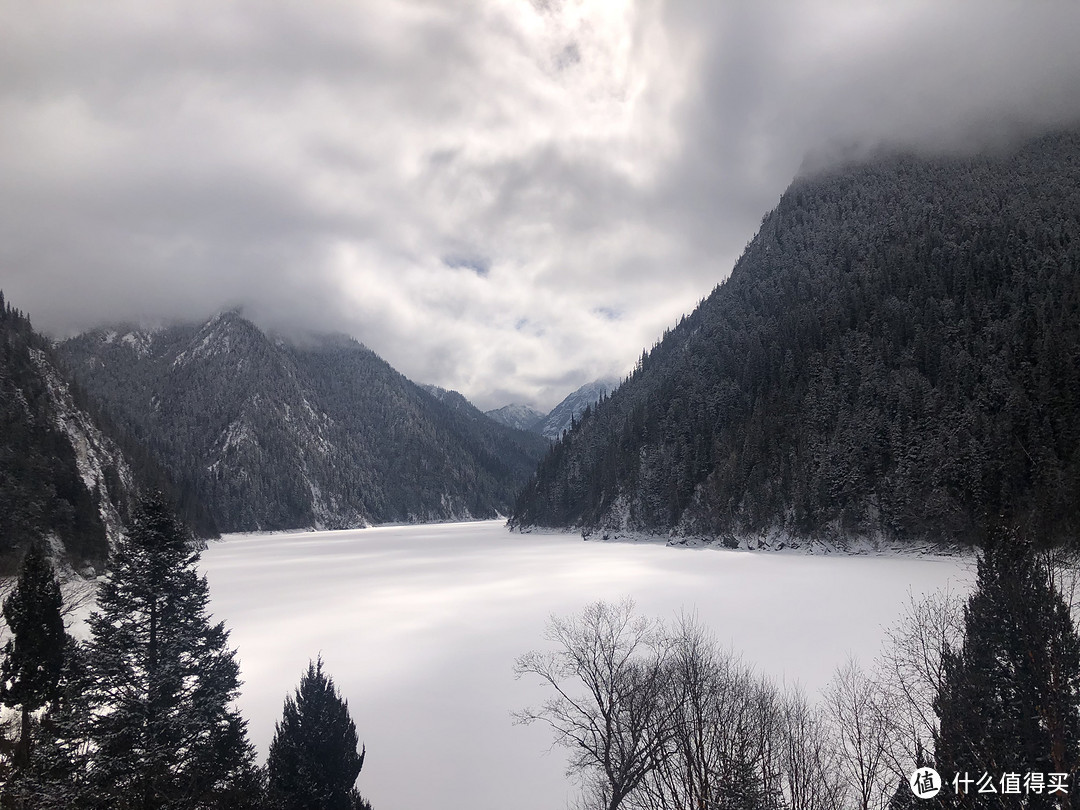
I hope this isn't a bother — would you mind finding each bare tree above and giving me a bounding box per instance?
[873,588,964,784]
[517,600,935,810]
[513,599,672,810]
[1044,546,1080,627]
[777,684,847,810]
[635,615,775,810]
[825,657,892,810]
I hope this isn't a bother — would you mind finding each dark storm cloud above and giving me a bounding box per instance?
[650,2,1080,291]
[1,1,1079,410]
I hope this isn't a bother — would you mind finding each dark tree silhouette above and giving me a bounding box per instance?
[267,657,371,810]
[935,530,1080,808]
[0,542,66,769]
[83,492,260,809]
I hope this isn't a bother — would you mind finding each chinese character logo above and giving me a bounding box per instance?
[910,767,942,799]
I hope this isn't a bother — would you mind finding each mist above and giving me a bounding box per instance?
[3,1,1079,409]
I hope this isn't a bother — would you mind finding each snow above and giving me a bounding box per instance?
[218,420,255,454]
[29,348,134,548]
[200,520,974,810]
[485,403,545,431]
[120,331,152,357]
[173,318,234,367]
[535,377,618,438]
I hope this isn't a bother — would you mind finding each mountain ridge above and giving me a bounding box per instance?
[0,294,154,572]
[510,129,1080,547]
[59,312,550,533]
[484,403,546,432]
[485,379,621,439]
[532,378,620,440]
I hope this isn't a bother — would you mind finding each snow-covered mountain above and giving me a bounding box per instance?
[532,378,620,440]
[59,312,550,532]
[484,403,545,432]
[511,130,1080,546]
[0,294,144,571]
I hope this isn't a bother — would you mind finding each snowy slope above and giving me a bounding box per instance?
[31,348,137,548]
[484,403,545,432]
[0,297,147,570]
[533,377,620,439]
[60,313,550,532]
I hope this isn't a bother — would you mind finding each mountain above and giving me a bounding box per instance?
[420,383,490,417]
[484,403,546,432]
[532,378,620,440]
[58,312,550,532]
[0,293,144,572]
[485,381,618,438]
[510,130,1080,548]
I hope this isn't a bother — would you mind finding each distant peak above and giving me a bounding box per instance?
[485,403,546,432]
[533,377,618,439]
[205,308,249,328]
[576,377,619,395]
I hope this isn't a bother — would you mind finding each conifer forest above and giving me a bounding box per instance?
[3,3,1080,807]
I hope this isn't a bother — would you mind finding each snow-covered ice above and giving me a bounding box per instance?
[200,520,974,810]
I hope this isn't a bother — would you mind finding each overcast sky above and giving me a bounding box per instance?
[2,1,1080,410]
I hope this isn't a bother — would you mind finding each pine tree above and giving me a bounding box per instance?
[934,530,1080,808]
[888,743,930,810]
[83,491,260,809]
[3,636,93,810]
[716,743,773,810]
[887,775,918,810]
[0,542,66,770]
[266,658,371,810]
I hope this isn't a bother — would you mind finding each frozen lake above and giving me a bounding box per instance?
[200,520,974,810]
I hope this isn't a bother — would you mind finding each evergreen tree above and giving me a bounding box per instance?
[510,132,1080,547]
[888,743,931,810]
[887,775,918,810]
[935,530,1080,808]
[2,636,93,810]
[0,542,66,769]
[266,658,371,810]
[83,491,260,809]
[716,743,773,810]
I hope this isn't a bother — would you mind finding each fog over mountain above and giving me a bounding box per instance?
[511,130,1080,547]
[3,1,1080,409]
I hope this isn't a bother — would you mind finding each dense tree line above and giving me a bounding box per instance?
[0,493,372,809]
[0,292,217,571]
[511,130,1080,547]
[58,312,549,532]
[517,532,1080,809]
[0,294,108,570]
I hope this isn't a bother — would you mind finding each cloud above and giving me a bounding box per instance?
[1,0,1079,410]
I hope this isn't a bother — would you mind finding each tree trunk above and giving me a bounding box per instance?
[15,703,30,768]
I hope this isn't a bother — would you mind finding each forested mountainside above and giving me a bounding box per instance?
[59,312,550,532]
[511,130,1080,547]
[0,294,145,571]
